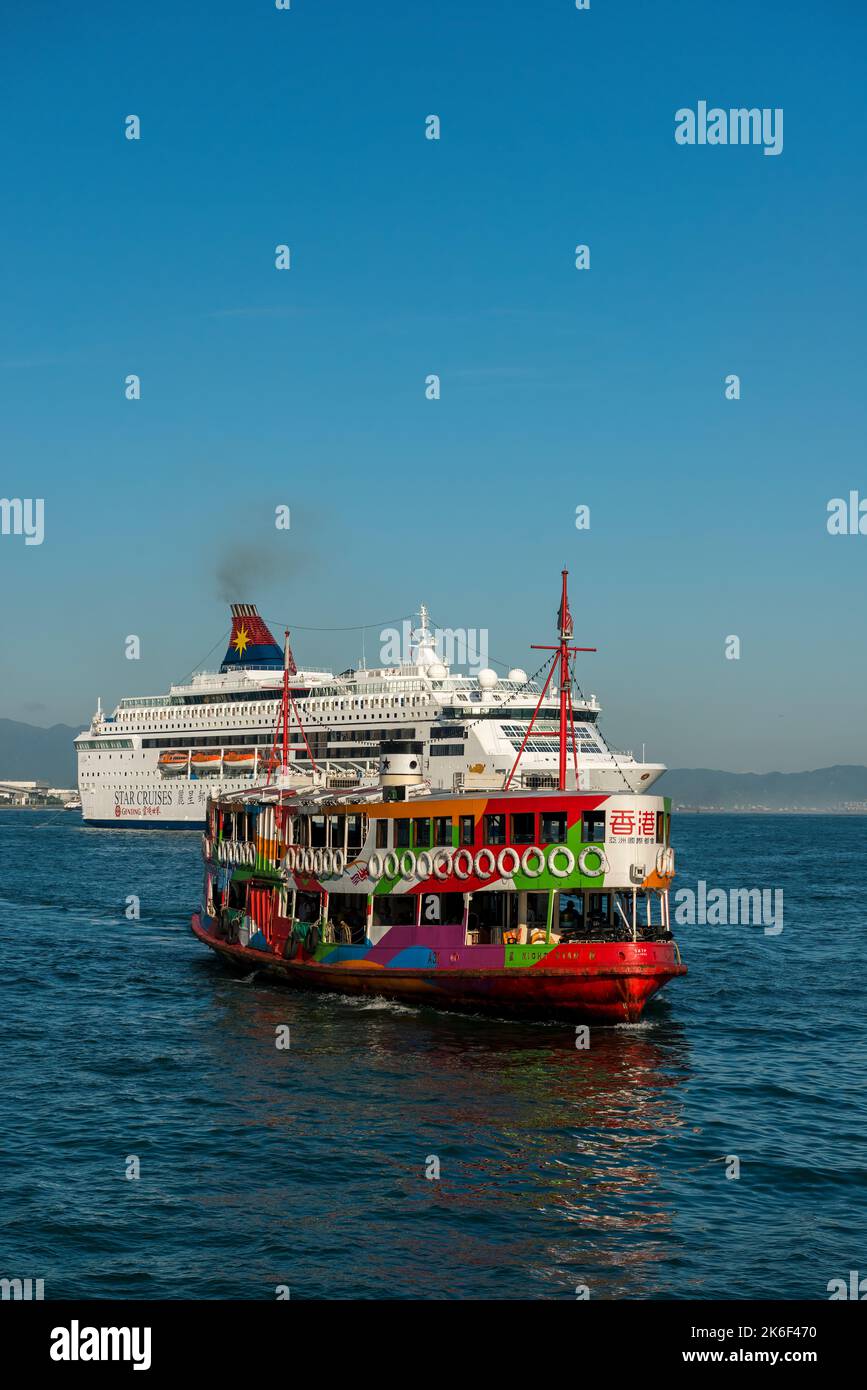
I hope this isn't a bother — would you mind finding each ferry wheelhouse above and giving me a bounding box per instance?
[192,575,686,1023]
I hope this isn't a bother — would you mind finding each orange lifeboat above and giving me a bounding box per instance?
[190,752,222,775]
[158,752,189,776]
[223,750,256,774]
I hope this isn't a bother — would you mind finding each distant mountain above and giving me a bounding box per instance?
[0,719,84,786]
[657,765,867,810]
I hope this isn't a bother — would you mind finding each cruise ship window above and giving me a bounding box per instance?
[511,812,535,845]
[395,818,411,849]
[459,815,475,847]
[375,819,389,849]
[542,810,567,844]
[484,813,506,846]
[581,810,605,843]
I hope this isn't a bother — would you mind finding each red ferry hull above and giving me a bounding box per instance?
[191,915,686,1024]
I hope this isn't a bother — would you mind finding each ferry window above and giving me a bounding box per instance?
[395,818,411,848]
[484,813,506,845]
[328,815,341,848]
[511,812,535,844]
[587,893,610,927]
[420,892,464,925]
[311,816,327,848]
[375,819,389,849]
[468,892,517,944]
[459,815,475,846]
[346,815,364,851]
[433,816,452,845]
[557,892,585,937]
[413,817,431,849]
[657,811,666,844]
[541,810,567,843]
[372,895,416,928]
[526,893,549,932]
[581,810,605,843]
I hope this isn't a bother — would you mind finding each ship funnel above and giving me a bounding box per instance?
[220,603,294,673]
[379,740,424,801]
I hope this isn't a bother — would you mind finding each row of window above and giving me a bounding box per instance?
[374,809,608,851]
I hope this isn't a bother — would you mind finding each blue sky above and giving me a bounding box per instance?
[1,0,864,771]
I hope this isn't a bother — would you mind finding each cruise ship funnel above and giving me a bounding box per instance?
[220,603,293,673]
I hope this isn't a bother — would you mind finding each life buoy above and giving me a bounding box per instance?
[312,850,323,876]
[302,847,314,875]
[322,847,334,875]
[368,851,383,880]
[415,850,433,880]
[521,846,546,878]
[665,847,675,875]
[474,848,496,879]
[399,850,417,879]
[656,846,667,876]
[452,848,474,881]
[383,851,400,880]
[548,845,575,878]
[496,847,521,878]
[332,848,345,876]
[578,846,608,877]
[432,849,454,880]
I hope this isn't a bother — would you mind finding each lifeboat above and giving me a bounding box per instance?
[190,752,222,775]
[158,752,189,776]
[223,750,256,774]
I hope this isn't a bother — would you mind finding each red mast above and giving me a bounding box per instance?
[519,569,596,792]
[266,629,318,785]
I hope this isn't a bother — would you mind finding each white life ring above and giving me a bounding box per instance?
[399,850,417,879]
[656,846,667,876]
[248,843,256,866]
[432,849,453,880]
[548,845,575,878]
[322,847,334,875]
[578,846,608,878]
[383,850,400,880]
[368,851,383,881]
[313,850,324,877]
[332,848,345,876]
[496,847,521,878]
[415,850,433,880]
[665,847,675,875]
[474,848,497,879]
[452,848,474,881]
[521,846,546,878]
[298,847,310,874]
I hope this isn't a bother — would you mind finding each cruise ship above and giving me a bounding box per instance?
[76,597,664,828]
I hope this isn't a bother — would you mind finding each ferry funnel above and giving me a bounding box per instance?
[220,603,294,673]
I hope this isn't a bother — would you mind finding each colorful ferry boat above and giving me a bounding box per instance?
[191,575,686,1023]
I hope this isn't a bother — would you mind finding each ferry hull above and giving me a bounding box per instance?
[191,915,685,1023]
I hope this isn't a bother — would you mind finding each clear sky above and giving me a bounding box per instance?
[1,0,864,771]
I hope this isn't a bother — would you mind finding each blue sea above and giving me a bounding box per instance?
[1,808,864,1300]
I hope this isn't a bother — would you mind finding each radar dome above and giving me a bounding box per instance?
[507,668,528,684]
[428,662,447,680]
[477,668,498,690]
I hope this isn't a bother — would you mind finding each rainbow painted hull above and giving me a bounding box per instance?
[191,913,685,1023]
